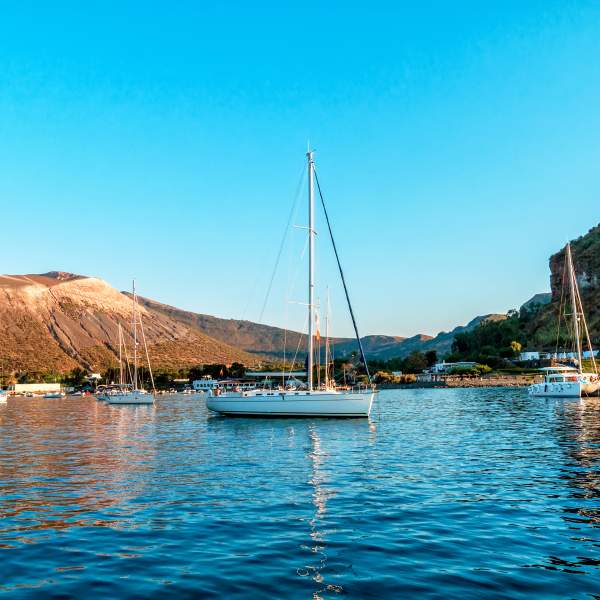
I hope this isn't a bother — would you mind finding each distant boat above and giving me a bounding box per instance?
[207,150,377,417]
[0,391,7,403]
[43,392,65,399]
[96,324,130,401]
[529,243,600,398]
[106,281,155,405]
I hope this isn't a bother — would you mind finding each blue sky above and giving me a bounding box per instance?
[1,1,599,338]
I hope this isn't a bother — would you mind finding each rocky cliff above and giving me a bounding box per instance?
[525,224,600,347]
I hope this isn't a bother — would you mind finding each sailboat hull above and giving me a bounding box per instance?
[529,380,600,398]
[106,391,155,405]
[206,390,377,417]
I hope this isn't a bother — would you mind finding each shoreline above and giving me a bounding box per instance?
[380,375,539,390]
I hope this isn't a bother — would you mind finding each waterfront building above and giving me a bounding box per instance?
[11,383,62,394]
[431,361,477,374]
[519,351,540,361]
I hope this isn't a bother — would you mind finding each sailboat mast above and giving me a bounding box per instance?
[132,280,138,389]
[307,150,315,392]
[118,323,123,386]
[566,244,583,372]
[325,288,330,390]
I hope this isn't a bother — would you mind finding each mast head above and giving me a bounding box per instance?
[306,145,314,163]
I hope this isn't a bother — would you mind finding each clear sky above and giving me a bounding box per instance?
[1,1,599,338]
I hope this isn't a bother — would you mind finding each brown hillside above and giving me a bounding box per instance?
[0,273,257,374]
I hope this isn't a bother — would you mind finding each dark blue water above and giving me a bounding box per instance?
[1,388,599,598]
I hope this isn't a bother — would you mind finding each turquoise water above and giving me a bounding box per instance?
[0,388,599,598]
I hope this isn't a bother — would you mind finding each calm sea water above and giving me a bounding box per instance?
[0,388,599,598]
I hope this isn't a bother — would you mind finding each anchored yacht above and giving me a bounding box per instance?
[529,243,599,398]
[529,366,599,398]
[106,282,155,405]
[207,150,377,417]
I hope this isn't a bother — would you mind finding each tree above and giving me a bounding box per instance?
[373,370,397,384]
[229,362,246,378]
[510,340,522,354]
[64,367,87,387]
[402,351,427,373]
[425,350,438,367]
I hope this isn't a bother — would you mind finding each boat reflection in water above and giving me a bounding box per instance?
[299,420,380,599]
[297,426,337,598]
[550,398,600,570]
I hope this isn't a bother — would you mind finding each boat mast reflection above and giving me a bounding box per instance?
[298,425,342,599]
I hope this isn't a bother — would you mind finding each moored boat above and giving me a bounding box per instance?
[106,281,155,406]
[207,388,375,417]
[529,243,599,398]
[529,366,599,398]
[207,150,377,417]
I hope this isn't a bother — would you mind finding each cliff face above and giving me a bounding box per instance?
[0,273,257,374]
[527,224,600,347]
[549,225,600,301]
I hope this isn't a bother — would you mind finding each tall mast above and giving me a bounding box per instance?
[325,287,330,390]
[566,244,583,372]
[307,149,315,391]
[132,279,138,389]
[118,323,124,386]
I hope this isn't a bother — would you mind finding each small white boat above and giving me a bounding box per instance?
[529,243,600,398]
[107,281,155,406]
[0,391,7,403]
[529,366,599,398]
[43,392,65,399]
[207,150,377,418]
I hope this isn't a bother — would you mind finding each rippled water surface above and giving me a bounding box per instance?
[1,388,600,598]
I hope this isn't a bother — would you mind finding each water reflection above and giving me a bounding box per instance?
[544,398,600,572]
[2,390,600,597]
[0,397,157,546]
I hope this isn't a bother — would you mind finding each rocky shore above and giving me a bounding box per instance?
[385,374,541,389]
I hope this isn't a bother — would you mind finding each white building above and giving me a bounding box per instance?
[192,378,219,392]
[192,378,256,392]
[431,361,477,374]
[11,383,62,394]
[519,351,540,361]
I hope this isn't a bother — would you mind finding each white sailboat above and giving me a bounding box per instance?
[529,243,599,398]
[96,324,129,401]
[207,150,377,417]
[107,281,155,405]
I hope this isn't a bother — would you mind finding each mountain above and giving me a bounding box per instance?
[520,293,551,311]
[0,272,257,374]
[0,270,519,377]
[133,295,311,358]
[135,294,505,361]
